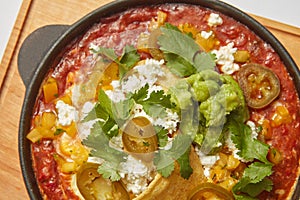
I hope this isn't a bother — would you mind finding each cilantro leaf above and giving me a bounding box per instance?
[111,98,134,126]
[158,24,215,77]
[82,122,126,181]
[155,125,169,147]
[159,26,200,64]
[120,45,140,69]
[154,134,193,179]
[233,162,273,199]
[238,178,273,198]
[132,84,174,119]
[91,46,119,62]
[91,45,140,78]
[229,119,270,163]
[227,118,274,198]
[164,53,196,77]
[147,89,175,109]
[97,162,122,182]
[176,145,193,179]
[131,84,149,102]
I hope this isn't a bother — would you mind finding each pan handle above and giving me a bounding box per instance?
[18,25,69,88]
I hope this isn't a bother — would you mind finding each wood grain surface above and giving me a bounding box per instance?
[0,0,299,199]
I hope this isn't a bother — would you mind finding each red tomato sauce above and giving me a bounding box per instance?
[31,3,300,199]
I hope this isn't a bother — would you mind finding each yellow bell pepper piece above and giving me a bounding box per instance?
[43,77,58,103]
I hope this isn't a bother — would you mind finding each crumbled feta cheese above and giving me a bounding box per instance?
[200,30,213,39]
[195,146,219,177]
[246,120,258,139]
[89,43,100,52]
[122,74,144,94]
[212,42,240,74]
[152,109,179,133]
[56,100,78,126]
[226,136,244,161]
[106,58,165,102]
[119,155,155,195]
[109,134,124,150]
[208,13,223,26]
[131,104,179,134]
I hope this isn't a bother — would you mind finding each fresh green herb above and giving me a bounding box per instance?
[233,163,273,199]
[54,128,65,136]
[256,125,263,133]
[131,84,175,118]
[83,122,126,181]
[155,125,169,147]
[229,119,270,163]
[154,134,193,179]
[119,45,140,77]
[158,23,215,77]
[228,119,273,199]
[143,141,150,147]
[91,45,140,78]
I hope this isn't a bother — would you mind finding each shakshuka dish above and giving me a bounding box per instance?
[26,3,300,200]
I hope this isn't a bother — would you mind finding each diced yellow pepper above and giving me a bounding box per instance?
[98,62,119,91]
[27,128,43,143]
[195,32,219,52]
[56,93,72,105]
[61,162,77,173]
[43,77,58,103]
[225,155,240,171]
[149,11,167,31]
[39,127,55,139]
[137,33,150,53]
[178,23,199,38]
[41,112,57,129]
[57,121,77,138]
[268,147,283,165]
[157,11,167,26]
[33,115,41,127]
[66,71,75,85]
[271,105,292,127]
[218,177,238,192]
[261,119,272,140]
[234,50,250,63]
[59,133,89,164]
[210,165,230,183]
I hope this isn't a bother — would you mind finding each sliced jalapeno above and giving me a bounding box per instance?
[188,182,234,200]
[76,163,129,200]
[122,116,158,162]
[237,63,280,109]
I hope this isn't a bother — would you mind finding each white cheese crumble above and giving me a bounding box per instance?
[131,103,179,134]
[195,146,219,177]
[211,42,240,74]
[109,134,124,151]
[119,155,155,195]
[55,100,78,126]
[105,58,165,102]
[76,101,101,140]
[200,30,213,39]
[208,13,223,26]
[246,120,258,139]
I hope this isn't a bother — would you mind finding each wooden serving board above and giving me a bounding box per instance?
[0,0,299,199]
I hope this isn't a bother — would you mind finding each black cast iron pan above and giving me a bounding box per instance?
[18,0,300,199]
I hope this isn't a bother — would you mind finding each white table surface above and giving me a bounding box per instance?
[1,0,300,62]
